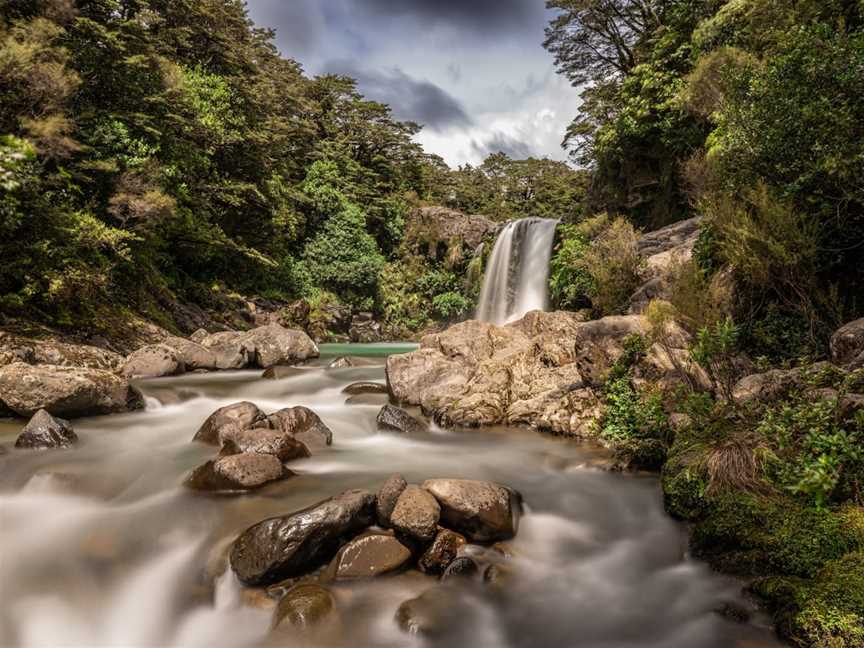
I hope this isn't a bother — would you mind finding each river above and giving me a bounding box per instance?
[0,344,784,647]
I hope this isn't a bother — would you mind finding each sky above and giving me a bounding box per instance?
[245,0,582,167]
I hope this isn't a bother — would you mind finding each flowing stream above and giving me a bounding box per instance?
[0,344,783,648]
[477,218,559,325]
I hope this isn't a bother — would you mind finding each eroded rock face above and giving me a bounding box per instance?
[323,532,411,581]
[193,402,268,445]
[390,485,441,544]
[376,405,427,435]
[418,528,466,575]
[267,406,333,450]
[185,453,289,491]
[230,489,376,585]
[376,473,408,528]
[0,362,144,418]
[386,311,698,435]
[272,583,336,631]
[403,206,497,265]
[122,344,185,378]
[422,479,520,543]
[831,318,864,369]
[15,409,77,449]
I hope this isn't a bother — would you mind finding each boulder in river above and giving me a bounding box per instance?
[376,473,407,528]
[199,323,318,369]
[418,527,466,575]
[221,426,311,462]
[161,336,217,371]
[272,583,336,631]
[422,478,521,543]
[0,362,144,418]
[15,409,77,449]
[376,404,428,434]
[342,381,388,396]
[322,532,411,581]
[230,489,376,585]
[390,485,441,545]
[328,357,355,369]
[122,344,185,378]
[193,401,268,445]
[185,453,290,492]
[267,406,333,450]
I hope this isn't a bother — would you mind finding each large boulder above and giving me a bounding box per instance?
[390,485,441,545]
[0,332,123,370]
[193,402,268,445]
[377,405,428,435]
[122,344,185,378]
[422,479,521,543]
[831,318,864,369]
[0,362,144,418]
[230,489,376,585]
[185,453,289,492]
[322,532,411,581]
[15,409,77,449]
[161,336,217,371]
[267,407,333,451]
[197,323,318,369]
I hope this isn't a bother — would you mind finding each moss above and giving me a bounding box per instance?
[614,438,667,471]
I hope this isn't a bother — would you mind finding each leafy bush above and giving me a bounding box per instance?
[690,316,741,401]
[549,224,594,310]
[581,217,643,316]
[432,292,470,321]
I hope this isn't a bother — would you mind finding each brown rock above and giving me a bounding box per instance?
[390,485,440,544]
[266,406,333,450]
[272,583,335,631]
[192,402,268,445]
[376,473,408,528]
[418,528,466,574]
[323,532,411,581]
[342,381,388,395]
[221,426,310,462]
[122,344,185,378]
[15,409,77,449]
[185,453,289,491]
[831,318,864,369]
[377,404,428,434]
[422,479,521,543]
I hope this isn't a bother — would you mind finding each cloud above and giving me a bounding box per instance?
[360,0,542,31]
[322,61,473,131]
[471,132,536,160]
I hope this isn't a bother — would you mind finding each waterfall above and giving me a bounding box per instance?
[476,217,559,325]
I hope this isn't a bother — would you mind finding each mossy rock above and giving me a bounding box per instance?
[614,438,667,471]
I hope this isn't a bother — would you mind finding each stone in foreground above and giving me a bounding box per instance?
[15,409,78,449]
[422,479,521,543]
[418,528,466,575]
[193,401,268,444]
[185,453,289,491]
[323,532,411,581]
[230,489,375,585]
[376,404,428,435]
[375,473,407,528]
[0,362,144,418]
[390,485,441,544]
[272,583,336,631]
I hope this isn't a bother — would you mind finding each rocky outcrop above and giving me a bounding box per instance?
[230,489,376,585]
[322,532,411,581]
[376,405,428,435]
[386,311,701,435]
[122,344,185,378]
[185,453,290,492]
[0,332,123,371]
[404,207,497,268]
[193,402,269,445]
[196,323,319,369]
[0,362,144,418]
[831,318,864,369]
[15,409,77,449]
[422,479,521,543]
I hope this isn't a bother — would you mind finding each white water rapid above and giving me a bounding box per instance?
[476,218,559,325]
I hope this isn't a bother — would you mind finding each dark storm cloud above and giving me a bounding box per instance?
[360,0,542,31]
[323,61,473,131]
[472,132,536,159]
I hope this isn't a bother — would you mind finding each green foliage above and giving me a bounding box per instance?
[549,224,594,310]
[690,316,741,400]
[432,292,470,321]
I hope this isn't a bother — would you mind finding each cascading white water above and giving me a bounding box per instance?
[476,218,559,325]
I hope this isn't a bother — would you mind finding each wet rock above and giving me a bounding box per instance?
[267,406,333,451]
[422,479,521,543]
[0,362,144,418]
[376,404,428,435]
[441,556,479,581]
[322,532,411,581]
[261,366,308,380]
[161,336,217,371]
[221,426,310,462]
[376,473,408,528]
[831,317,864,369]
[418,528,466,575]
[391,485,441,544]
[192,401,268,445]
[230,489,376,585]
[395,588,459,637]
[15,409,77,449]
[185,453,289,491]
[272,583,336,631]
[342,381,388,396]
[122,344,185,378]
[328,357,355,369]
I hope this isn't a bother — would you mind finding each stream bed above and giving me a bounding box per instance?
[0,344,784,647]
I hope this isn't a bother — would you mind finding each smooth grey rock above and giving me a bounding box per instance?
[377,404,427,434]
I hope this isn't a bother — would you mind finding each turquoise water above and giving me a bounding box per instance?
[318,342,419,357]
